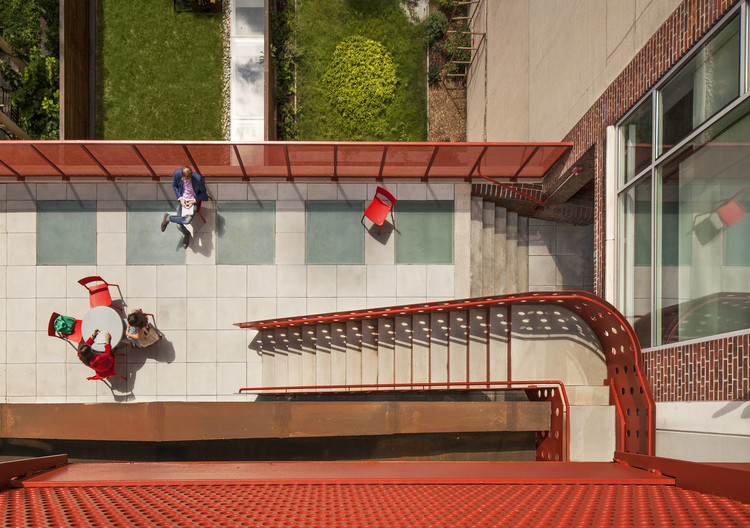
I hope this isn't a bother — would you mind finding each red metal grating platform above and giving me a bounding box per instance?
[3,483,750,527]
[2,459,750,527]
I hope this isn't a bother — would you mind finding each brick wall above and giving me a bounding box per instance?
[546,0,739,297]
[643,333,750,401]
[546,0,745,402]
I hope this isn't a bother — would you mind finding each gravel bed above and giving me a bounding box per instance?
[221,0,232,139]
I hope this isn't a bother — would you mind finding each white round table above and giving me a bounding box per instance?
[81,306,124,352]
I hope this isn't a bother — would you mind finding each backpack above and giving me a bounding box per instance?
[54,315,76,336]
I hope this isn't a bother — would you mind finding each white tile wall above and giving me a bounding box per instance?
[337,266,366,297]
[2,182,462,402]
[278,183,307,201]
[68,183,98,201]
[277,265,306,297]
[275,232,305,264]
[97,233,127,265]
[7,234,36,264]
[396,265,427,297]
[307,265,336,297]
[275,201,305,232]
[7,266,36,298]
[248,183,277,201]
[217,265,246,297]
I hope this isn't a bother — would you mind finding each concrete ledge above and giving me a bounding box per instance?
[0,401,550,442]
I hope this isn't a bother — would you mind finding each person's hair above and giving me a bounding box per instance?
[128,310,148,329]
[78,343,95,367]
[181,166,192,180]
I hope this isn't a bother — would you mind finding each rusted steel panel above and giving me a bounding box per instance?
[19,461,673,487]
[0,401,549,442]
[0,455,68,491]
[616,452,750,504]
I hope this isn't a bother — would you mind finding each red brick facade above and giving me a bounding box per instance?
[643,334,750,401]
[546,0,747,402]
[546,0,739,297]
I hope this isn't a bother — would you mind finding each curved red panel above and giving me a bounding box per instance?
[236,291,656,456]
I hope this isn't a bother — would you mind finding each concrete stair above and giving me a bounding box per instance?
[471,196,529,296]
[254,305,615,461]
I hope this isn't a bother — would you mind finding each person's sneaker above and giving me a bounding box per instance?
[160,213,169,232]
[182,233,191,249]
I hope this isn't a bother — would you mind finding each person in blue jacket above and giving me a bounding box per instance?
[160,165,208,249]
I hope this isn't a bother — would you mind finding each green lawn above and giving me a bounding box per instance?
[295,0,427,141]
[96,0,223,140]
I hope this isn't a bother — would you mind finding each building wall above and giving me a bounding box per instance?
[527,219,594,292]
[467,0,682,143]
[470,0,749,461]
[656,401,750,462]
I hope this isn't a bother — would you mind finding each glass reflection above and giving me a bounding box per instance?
[656,99,750,344]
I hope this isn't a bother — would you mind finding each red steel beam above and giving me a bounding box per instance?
[616,452,750,504]
[0,455,68,491]
[17,460,673,487]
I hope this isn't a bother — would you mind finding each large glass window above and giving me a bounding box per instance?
[619,178,652,347]
[658,16,740,154]
[619,97,652,184]
[655,100,750,345]
[618,5,749,348]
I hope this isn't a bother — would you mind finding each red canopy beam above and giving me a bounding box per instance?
[29,144,66,179]
[130,145,158,180]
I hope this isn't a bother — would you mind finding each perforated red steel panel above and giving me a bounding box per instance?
[2,484,749,527]
[237,291,657,456]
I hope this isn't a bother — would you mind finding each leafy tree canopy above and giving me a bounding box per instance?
[0,0,59,139]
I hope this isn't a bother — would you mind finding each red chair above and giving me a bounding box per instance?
[361,186,396,235]
[48,312,84,349]
[717,198,747,227]
[196,195,213,223]
[87,353,126,382]
[78,276,121,310]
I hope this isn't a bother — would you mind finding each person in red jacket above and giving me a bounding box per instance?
[78,329,115,378]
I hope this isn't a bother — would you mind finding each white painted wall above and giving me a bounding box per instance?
[656,401,750,462]
[468,0,683,142]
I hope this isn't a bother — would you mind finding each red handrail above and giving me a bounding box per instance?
[236,290,656,456]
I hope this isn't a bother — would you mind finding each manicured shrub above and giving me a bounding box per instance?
[322,36,398,134]
[424,11,448,47]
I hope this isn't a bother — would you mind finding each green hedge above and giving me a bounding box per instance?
[322,36,397,135]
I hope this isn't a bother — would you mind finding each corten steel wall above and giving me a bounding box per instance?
[543,0,748,403]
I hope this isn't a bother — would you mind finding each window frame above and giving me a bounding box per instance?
[615,2,748,349]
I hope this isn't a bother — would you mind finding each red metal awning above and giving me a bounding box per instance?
[0,141,571,181]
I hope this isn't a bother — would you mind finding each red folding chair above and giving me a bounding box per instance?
[196,195,213,223]
[87,353,126,382]
[48,312,83,349]
[361,186,396,235]
[78,276,121,310]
